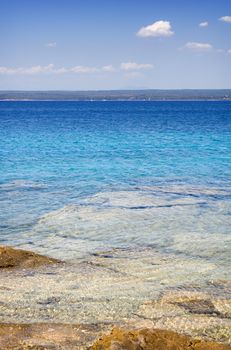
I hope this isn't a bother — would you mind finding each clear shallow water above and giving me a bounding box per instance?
[0,101,230,259]
[0,101,231,336]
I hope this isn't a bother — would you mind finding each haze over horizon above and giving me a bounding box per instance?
[1,0,231,90]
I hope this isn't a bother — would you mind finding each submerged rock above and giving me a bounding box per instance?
[133,290,231,343]
[91,327,231,350]
[0,246,60,269]
[173,298,220,316]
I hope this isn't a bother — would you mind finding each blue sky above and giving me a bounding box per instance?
[0,0,231,90]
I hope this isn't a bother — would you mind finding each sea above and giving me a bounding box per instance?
[0,100,230,334]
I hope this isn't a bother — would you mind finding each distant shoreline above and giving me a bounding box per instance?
[1,99,231,101]
[0,89,231,101]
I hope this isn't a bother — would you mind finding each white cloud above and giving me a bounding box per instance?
[137,20,174,38]
[0,62,153,75]
[0,64,95,75]
[185,42,213,52]
[0,67,15,74]
[219,16,231,23]
[199,21,208,27]
[55,67,69,74]
[102,65,115,72]
[70,66,99,73]
[228,49,231,54]
[120,62,153,70]
[46,42,57,48]
[24,64,55,74]
[0,64,117,75]
[0,64,55,75]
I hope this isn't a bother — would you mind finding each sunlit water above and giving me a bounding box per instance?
[0,101,230,340]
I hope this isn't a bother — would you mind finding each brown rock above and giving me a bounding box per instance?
[0,324,230,350]
[91,328,231,350]
[0,323,112,349]
[0,246,60,269]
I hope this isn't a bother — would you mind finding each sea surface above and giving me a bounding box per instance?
[0,101,230,338]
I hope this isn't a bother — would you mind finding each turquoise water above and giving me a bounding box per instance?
[0,101,230,265]
[0,101,231,332]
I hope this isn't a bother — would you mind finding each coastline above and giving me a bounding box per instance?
[1,99,231,102]
[0,89,231,101]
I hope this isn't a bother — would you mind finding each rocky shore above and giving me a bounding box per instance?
[0,246,230,349]
[92,327,231,350]
[0,323,230,350]
[0,246,60,269]
[0,322,111,350]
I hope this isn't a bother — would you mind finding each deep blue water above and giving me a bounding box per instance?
[0,101,230,261]
[1,101,230,184]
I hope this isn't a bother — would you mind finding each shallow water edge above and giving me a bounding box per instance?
[0,246,230,349]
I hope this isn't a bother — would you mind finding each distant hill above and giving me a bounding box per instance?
[0,90,231,101]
